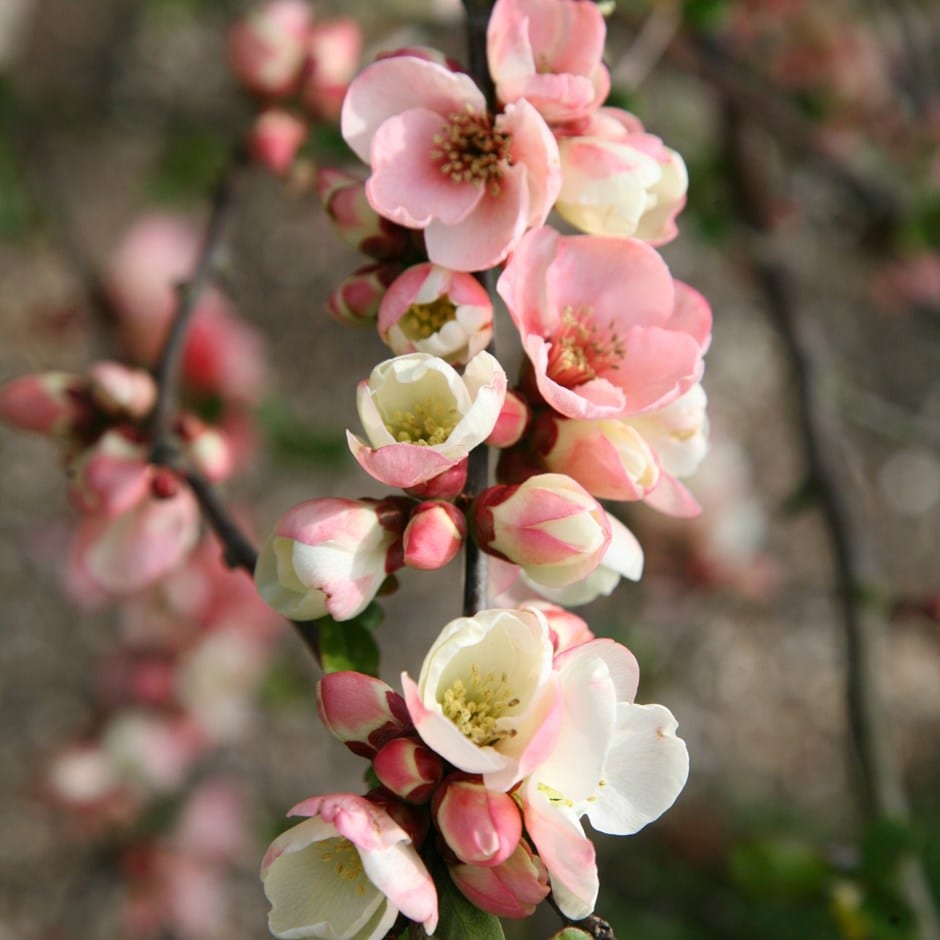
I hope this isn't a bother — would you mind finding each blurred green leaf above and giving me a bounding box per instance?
[730,837,831,903]
[259,653,313,708]
[550,930,593,940]
[682,0,729,32]
[148,126,230,204]
[258,398,349,467]
[432,862,505,940]
[319,607,382,677]
[859,818,918,885]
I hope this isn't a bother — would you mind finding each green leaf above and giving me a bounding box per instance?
[148,126,229,205]
[431,862,506,940]
[319,610,382,677]
[257,398,349,467]
[550,930,593,940]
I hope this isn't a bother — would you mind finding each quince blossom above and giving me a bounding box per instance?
[498,226,711,420]
[348,351,506,492]
[521,640,689,919]
[341,54,561,271]
[262,794,438,940]
[555,108,688,243]
[402,608,562,792]
[487,0,610,124]
[449,838,549,918]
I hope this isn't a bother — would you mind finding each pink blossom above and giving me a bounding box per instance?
[302,18,362,122]
[487,0,610,124]
[254,497,407,621]
[317,671,414,759]
[432,773,522,866]
[348,351,506,491]
[555,108,688,243]
[486,389,530,448]
[68,430,153,518]
[326,262,403,325]
[449,838,549,918]
[261,794,438,939]
[227,0,311,98]
[0,371,89,436]
[373,737,444,804]
[249,108,308,175]
[378,263,493,366]
[401,608,562,792]
[88,361,157,419]
[498,226,710,419]
[341,54,561,270]
[472,473,611,589]
[402,500,467,570]
[521,640,689,919]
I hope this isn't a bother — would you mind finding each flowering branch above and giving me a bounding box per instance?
[722,103,940,940]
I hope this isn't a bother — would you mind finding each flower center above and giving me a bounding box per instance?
[319,837,368,897]
[400,296,458,341]
[546,305,625,388]
[386,399,459,445]
[441,664,520,747]
[432,106,512,195]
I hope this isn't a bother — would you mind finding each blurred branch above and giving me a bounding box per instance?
[611,0,681,92]
[722,103,940,940]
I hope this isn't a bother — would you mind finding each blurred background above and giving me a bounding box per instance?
[0,0,938,937]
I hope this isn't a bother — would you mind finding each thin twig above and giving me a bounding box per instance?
[722,103,940,940]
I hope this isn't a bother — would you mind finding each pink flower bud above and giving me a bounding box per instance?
[522,601,594,653]
[472,473,612,589]
[0,371,88,436]
[449,838,550,918]
[378,263,493,366]
[373,736,444,803]
[68,429,152,518]
[302,18,362,122]
[315,168,411,261]
[433,773,522,867]
[403,501,466,571]
[316,671,413,758]
[227,0,311,98]
[87,362,157,419]
[254,497,407,621]
[174,415,233,483]
[249,109,307,175]
[485,389,530,448]
[326,262,403,325]
[404,459,468,501]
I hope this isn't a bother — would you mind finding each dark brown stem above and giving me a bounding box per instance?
[722,104,939,940]
[548,893,617,940]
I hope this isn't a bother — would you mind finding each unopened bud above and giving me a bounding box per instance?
[0,372,89,436]
[249,109,307,176]
[326,263,403,325]
[301,18,361,123]
[403,501,466,570]
[485,389,530,448]
[373,736,443,804]
[449,838,549,918]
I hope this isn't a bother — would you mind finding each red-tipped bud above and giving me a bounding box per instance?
[227,0,311,98]
[88,362,157,419]
[432,774,522,868]
[174,414,233,483]
[301,18,362,123]
[485,390,530,449]
[0,371,88,436]
[404,458,468,501]
[316,671,413,759]
[249,109,307,175]
[315,168,411,261]
[373,736,444,804]
[402,501,466,571]
[449,838,550,918]
[325,263,403,325]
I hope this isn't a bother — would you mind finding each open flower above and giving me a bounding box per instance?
[348,351,506,492]
[555,108,688,243]
[521,640,689,919]
[487,0,610,124]
[402,608,562,792]
[378,263,493,366]
[498,227,711,420]
[262,794,438,940]
[341,53,561,270]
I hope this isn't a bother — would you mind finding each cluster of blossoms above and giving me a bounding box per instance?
[252,0,712,936]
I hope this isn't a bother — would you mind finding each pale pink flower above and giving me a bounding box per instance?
[402,500,467,571]
[555,108,688,243]
[348,351,506,492]
[521,639,689,919]
[498,227,711,419]
[261,793,438,939]
[254,497,407,621]
[449,838,549,918]
[67,430,153,518]
[472,473,611,589]
[317,671,414,759]
[401,608,562,792]
[227,0,311,98]
[249,108,308,175]
[432,773,522,866]
[87,361,157,419]
[487,0,610,124]
[373,736,444,804]
[378,263,493,366]
[302,18,362,122]
[341,54,561,270]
